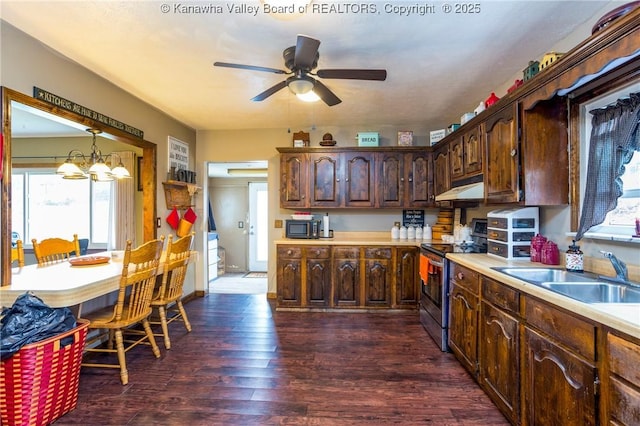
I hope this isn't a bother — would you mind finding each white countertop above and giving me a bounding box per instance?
[447,253,640,340]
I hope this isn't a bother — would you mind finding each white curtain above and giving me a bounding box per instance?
[108,151,136,249]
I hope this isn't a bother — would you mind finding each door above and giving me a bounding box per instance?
[249,182,268,272]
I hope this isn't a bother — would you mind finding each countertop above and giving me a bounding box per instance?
[447,253,640,340]
[274,231,426,247]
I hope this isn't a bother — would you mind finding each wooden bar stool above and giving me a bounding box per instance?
[81,237,164,385]
[150,232,194,349]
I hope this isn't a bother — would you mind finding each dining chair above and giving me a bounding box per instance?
[81,237,165,385]
[31,234,81,265]
[150,232,194,349]
[10,240,25,267]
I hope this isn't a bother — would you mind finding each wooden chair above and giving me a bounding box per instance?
[11,240,25,267]
[81,237,165,385]
[31,234,81,265]
[150,232,194,349]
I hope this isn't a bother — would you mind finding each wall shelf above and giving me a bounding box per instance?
[162,180,199,210]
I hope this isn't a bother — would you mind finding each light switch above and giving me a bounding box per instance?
[238,221,244,228]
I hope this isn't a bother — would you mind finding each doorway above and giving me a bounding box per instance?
[249,182,268,272]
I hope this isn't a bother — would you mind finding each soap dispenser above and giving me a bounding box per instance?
[565,240,584,272]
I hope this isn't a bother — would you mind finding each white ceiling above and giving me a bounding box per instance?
[1,1,622,135]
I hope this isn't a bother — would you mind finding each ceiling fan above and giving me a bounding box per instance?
[213,35,387,106]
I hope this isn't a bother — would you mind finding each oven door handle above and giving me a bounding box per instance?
[428,258,444,268]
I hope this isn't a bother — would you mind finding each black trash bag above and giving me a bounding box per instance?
[1,292,77,360]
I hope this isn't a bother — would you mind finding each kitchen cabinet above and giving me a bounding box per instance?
[450,124,483,182]
[332,246,361,307]
[448,262,480,376]
[395,246,419,307]
[363,247,392,307]
[479,277,521,425]
[276,243,418,310]
[280,152,309,208]
[602,331,640,425]
[343,152,376,208]
[522,295,597,426]
[304,246,332,308]
[433,143,450,199]
[276,246,303,307]
[377,151,432,208]
[484,103,520,204]
[309,152,341,207]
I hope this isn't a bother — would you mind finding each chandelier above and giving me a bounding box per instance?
[56,128,131,181]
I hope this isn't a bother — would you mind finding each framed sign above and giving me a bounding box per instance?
[402,209,425,227]
[168,136,189,171]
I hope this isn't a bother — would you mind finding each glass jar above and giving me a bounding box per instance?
[565,240,584,272]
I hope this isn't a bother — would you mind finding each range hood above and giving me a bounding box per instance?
[435,182,485,201]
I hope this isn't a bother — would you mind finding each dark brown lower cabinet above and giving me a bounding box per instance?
[276,246,303,307]
[448,282,479,376]
[363,247,392,307]
[602,331,640,425]
[395,247,419,307]
[305,246,331,307]
[332,247,360,307]
[522,327,597,425]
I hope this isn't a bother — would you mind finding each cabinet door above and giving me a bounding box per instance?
[523,327,597,426]
[479,300,520,424]
[343,152,375,207]
[377,151,404,208]
[395,247,418,306]
[280,153,309,208]
[363,247,392,307]
[433,144,450,197]
[463,125,483,177]
[604,333,640,425]
[310,153,341,207]
[448,282,478,376]
[276,246,303,307]
[405,151,432,207]
[305,247,331,308]
[485,103,520,203]
[450,137,465,180]
[333,247,361,307]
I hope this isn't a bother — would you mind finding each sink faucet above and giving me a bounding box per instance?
[600,251,628,282]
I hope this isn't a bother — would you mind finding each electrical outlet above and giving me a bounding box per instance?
[157,217,161,228]
[238,221,244,228]
[275,219,283,228]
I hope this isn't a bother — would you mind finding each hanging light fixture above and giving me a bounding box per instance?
[56,128,131,181]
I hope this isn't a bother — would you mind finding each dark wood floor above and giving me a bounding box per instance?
[55,294,509,425]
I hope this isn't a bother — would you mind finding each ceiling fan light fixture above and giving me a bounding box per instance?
[296,91,321,102]
[288,77,314,95]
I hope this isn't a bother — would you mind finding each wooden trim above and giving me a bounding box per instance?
[1,86,158,286]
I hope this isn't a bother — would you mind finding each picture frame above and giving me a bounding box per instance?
[137,156,143,191]
[398,131,413,146]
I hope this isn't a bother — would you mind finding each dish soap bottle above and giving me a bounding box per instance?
[565,240,584,272]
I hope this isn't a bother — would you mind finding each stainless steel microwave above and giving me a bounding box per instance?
[285,219,321,239]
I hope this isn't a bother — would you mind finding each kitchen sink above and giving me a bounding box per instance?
[492,267,599,284]
[538,282,640,304]
[492,267,640,304]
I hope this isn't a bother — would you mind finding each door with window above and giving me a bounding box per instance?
[249,182,268,271]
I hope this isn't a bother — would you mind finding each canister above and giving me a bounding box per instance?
[565,240,584,272]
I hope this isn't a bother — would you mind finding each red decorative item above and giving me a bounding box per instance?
[166,208,180,229]
[484,92,500,108]
[530,234,547,262]
[507,79,524,94]
[183,207,197,224]
[541,240,560,265]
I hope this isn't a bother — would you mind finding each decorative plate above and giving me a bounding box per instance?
[69,256,111,266]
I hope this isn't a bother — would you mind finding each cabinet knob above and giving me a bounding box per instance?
[400,177,405,182]
[408,177,413,182]
[287,250,293,255]
[345,178,349,182]
[457,272,464,280]
[510,149,518,157]
[336,178,340,182]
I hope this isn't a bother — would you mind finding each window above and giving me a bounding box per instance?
[11,169,113,247]
[578,81,640,240]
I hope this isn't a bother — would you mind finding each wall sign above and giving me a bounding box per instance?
[33,87,144,138]
[168,136,189,171]
[403,209,425,227]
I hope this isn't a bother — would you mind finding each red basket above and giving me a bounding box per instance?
[0,319,89,426]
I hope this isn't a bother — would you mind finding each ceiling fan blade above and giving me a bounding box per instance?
[294,35,320,70]
[316,69,387,81]
[214,62,287,75]
[251,81,288,101]
[312,80,342,106]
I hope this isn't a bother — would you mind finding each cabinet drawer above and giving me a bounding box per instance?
[277,246,303,258]
[488,217,508,229]
[304,246,331,259]
[482,277,519,314]
[364,247,392,259]
[608,375,640,425]
[487,229,508,242]
[450,262,480,294]
[333,247,360,259]
[524,296,595,361]
[607,333,640,383]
